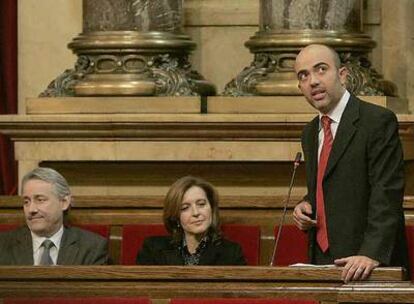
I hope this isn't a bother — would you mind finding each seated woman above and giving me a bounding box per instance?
[136,176,246,265]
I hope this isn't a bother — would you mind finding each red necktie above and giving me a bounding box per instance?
[316,115,333,252]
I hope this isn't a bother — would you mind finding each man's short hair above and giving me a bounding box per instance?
[21,167,71,200]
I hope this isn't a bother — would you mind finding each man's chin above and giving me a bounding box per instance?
[28,224,48,236]
[312,100,330,113]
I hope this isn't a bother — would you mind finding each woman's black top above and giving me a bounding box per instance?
[136,235,247,265]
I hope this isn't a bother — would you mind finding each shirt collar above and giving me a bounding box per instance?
[181,235,209,254]
[319,89,350,125]
[31,225,64,251]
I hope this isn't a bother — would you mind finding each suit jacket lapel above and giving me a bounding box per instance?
[307,117,320,197]
[324,95,359,179]
[13,226,34,265]
[57,227,79,265]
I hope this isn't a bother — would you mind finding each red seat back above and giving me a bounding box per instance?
[0,224,19,232]
[4,297,151,304]
[121,224,168,265]
[121,224,260,265]
[272,225,308,266]
[221,224,260,265]
[405,225,414,280]
[171,299,317,304]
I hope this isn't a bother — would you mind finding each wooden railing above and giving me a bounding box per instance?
[0,266,412,303]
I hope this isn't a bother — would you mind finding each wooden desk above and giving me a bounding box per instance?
[0,266,411,303]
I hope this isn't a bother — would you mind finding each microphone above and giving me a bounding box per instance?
[270,151,302,266]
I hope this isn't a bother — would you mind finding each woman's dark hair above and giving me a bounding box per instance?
[163,176,221,244]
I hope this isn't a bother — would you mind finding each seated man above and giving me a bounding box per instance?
[0,167,108,265]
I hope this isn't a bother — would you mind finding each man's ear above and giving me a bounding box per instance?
[338,66,348,86]
[61,196,71,211]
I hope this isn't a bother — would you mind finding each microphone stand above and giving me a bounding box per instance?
[270,152,302,266]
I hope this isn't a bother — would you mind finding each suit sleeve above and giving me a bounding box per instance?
[232,243,247,265]
[301,126,309,202]
[0,233,9,265]
[358,111,405,264]
[300,122,314,210]
[89,237,109,265]
[136,238,158,265]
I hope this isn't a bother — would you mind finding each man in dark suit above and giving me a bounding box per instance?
[0,167,108,265]
[292,44,408,282]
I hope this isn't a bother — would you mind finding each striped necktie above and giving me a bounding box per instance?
[39,239,55,265]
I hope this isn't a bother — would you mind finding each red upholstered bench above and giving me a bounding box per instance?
[170,298,317,304]
[121,224,168,265]
[405,225,414,280]
[0,224,18,232]
[121,223,260,265]
[272,225,308,266]
[4,297,151,304]
[220,223,260,266]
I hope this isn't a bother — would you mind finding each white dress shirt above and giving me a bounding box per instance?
[31,225,64,265]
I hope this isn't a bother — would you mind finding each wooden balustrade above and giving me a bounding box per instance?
[0,266,412,303]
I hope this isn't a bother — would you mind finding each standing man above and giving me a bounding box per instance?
[0,167,108,265]
[293,44,408,282]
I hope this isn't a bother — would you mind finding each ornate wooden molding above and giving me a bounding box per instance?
[0,113,412,142]
[0,114,309,141]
